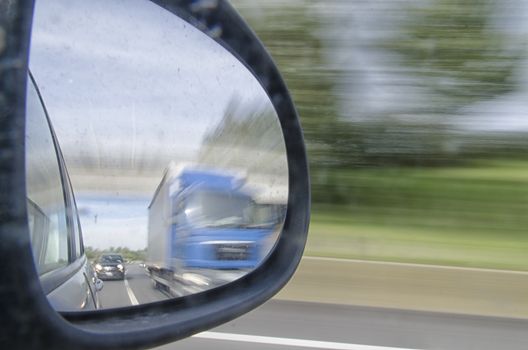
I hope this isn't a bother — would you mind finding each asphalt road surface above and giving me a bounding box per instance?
[98,264,528,350]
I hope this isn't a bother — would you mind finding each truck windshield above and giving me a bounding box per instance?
[185,191,256,228]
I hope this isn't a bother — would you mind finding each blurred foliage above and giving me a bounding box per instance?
[198,96,288,203]
[307,160,528,270]
[202,96,281,151]
[232,0,527,205]
[385,0,523,110]
[85,246,146,262]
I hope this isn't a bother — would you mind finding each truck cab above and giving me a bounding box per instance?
[147,165,281,295]
[172,171,273,269]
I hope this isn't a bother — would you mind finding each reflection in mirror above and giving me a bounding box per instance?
[28,0,287,311]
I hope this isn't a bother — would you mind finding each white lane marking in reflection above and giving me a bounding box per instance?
[193,332,422,350]
[304,256,528,275]
[124,278,139,306]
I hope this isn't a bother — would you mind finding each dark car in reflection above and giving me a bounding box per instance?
[94,254,126,280]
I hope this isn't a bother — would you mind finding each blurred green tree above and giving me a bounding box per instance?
[232,0,525,205]
[385,0,523,110]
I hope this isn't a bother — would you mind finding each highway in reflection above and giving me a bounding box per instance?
[97,264,168,308]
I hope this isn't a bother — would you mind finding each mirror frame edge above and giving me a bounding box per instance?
[0,0,310,349]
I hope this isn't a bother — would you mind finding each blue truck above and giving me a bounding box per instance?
[146,164,281,296]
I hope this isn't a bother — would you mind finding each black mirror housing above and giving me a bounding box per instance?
[0,1,309,349]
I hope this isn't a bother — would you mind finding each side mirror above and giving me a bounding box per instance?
[0,0,309,349]
[94,279,104,292]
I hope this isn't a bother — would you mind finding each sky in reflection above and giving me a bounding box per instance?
[30,0,276,186]
[77,195,148,250]
[29,0,288,254]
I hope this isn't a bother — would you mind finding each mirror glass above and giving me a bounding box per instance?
[27,0,287,311]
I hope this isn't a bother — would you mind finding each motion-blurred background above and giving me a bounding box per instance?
[231,0,528,318]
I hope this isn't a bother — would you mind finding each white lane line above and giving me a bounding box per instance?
[123,278,139,306]
[304,256,528,275]
[194,332,422,350]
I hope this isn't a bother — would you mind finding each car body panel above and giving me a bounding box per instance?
[26,73,102,311]
[46,256,98,311]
